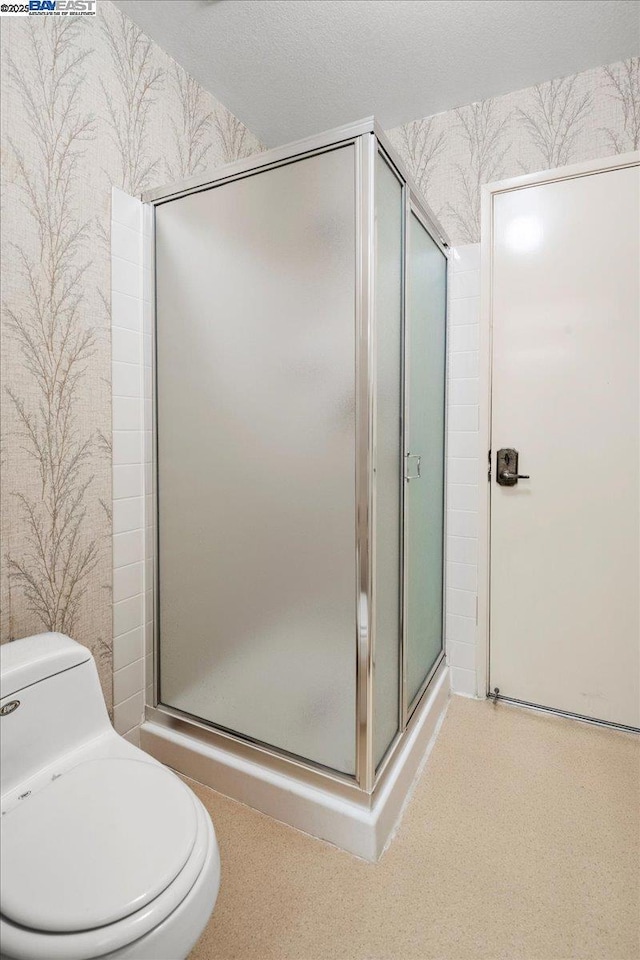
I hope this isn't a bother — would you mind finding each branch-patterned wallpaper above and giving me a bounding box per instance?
[386,58,639,244]
[0,0,637,714]
[0,2,263,708]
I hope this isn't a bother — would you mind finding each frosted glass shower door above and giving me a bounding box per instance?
[405,211,447,709]
[155,146,357,774]
[373,152,403,768]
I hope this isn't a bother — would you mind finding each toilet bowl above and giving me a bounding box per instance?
[0,633,220,960]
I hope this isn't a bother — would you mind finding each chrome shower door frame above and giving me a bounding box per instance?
[142,118,450,799]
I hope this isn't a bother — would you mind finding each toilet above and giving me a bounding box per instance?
[0,633,220,960]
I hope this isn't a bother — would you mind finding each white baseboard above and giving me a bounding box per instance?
[141,665,449,861]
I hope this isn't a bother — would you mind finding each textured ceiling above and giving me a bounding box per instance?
[113,0,640,147]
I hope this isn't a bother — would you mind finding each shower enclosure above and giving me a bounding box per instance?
[143,119,448,803]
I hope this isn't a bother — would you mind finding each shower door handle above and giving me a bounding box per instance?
[405,453,422,481]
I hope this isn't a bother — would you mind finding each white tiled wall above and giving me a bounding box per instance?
[446,245,481,696]
[111,187,153,745]
[110,207,483,731]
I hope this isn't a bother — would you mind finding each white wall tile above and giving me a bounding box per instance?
[447,405,478,433]
[447,458,479,485]
[448,378,479,405]
[111,220,142,265]
[143,268,153,304]
[447,639,477,671]
[142,332,152,367]
[112,326,142,365]
[113,431,143,466]
[143,202,153,238]
[450,666,477,697]
[144,461,152,494]
[450,269,480,300]
[114,691,144,736]
[456,643,477,672]
[447,509,478,539]
[114,561,144,603]
[144,588,154,624]
[143,299,153,334]
[145,525,154,559]
[447,483,479,511]
[113,497,143,534]
[445,244,482,696]
[113,595,144,638]
[145,621,153,658]
[449,351,479,380]
[112,291,142,332]
[449,324,480,353]
[112,361,141,398]
[452,244,481,273]
[113,530,144,568]
[113,627,144,671]
[112,190,149,741]
[112,256,141,299]
[447,431,479,459]
[449,297,480,326]
[113,464,143,500]
[112,186,142,232]
[447,536,478,565]
[446,614,477,644]
[114,657,145,705]
[447,587,477,619]
[447,561,478,592]
[113,397,143,432]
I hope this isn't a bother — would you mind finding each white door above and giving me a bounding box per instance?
[489,161,640,729]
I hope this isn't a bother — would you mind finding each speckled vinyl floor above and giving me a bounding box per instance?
[187,696,639,960]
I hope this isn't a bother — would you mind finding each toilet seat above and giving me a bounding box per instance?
[2,758,198,933]
[0,758,217,960]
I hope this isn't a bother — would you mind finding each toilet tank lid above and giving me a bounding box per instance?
[0,633,91,699]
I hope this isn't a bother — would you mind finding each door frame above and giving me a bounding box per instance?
[476,150,640,702]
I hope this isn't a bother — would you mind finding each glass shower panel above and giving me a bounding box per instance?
[405,211,447,708]
[373,153,403,768]
[155,146,357,774]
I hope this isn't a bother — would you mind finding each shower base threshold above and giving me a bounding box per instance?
[140,662,449,861]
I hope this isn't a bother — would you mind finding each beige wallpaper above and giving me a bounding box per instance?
[0,1,263,708]
[386,58,639,243]
[1,1,638,713]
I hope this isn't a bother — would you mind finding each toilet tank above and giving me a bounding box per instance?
[0,633,111,796]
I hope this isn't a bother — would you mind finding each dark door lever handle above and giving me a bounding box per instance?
[496,449,529,486]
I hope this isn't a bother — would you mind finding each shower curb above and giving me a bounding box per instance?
[140,664,449,861]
